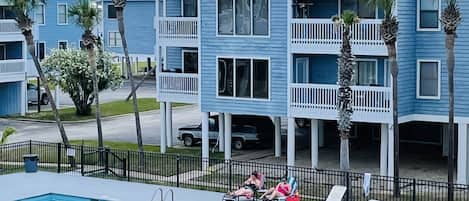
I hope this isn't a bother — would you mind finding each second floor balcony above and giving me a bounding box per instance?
[0,59,26,82]
[158,17,198,47]
[157,72,199,104]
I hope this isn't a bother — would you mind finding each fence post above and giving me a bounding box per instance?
[229,160,232,191]
[127,150,131,182]
[345,171,350,201]
[412,178,416,201]
[80,145,84,176]
[176,155,180,187]
[123,158,127,178]
[105,148,110,175]
[57,143,61,173]
[29,140,32,154]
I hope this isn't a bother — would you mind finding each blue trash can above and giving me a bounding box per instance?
[23,154,38,173]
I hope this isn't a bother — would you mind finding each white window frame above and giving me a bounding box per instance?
[35,4,45,25]
[37,41,46,60]
[416,59,441,100]
[57,3,68,25]
[107,4,117,20]
[108,31,122,47]
[215,0,271,38]
[181,49,198,73]
[417,0,441,32]
[215,55,271,101]
[294,57,309,83]
[354,58,379,86]
[58,40,68,50]
[181,0,197,17]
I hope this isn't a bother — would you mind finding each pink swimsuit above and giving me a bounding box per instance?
[277,184,289,196]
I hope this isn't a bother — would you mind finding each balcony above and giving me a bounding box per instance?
[290,19,387,56]
[158,17,198,47]
[0,20,24,41]
[289,83,392,123]
[157,72,198,104]
[0,59,25,82]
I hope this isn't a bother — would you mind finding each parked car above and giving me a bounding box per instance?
[27,83,49,105]
[177,115,274,150]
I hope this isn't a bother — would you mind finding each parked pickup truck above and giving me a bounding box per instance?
[177,115,274,150]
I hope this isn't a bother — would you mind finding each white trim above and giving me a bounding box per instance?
[355,58,379,86]
[294,57,309,83]
[57,3,69,25]
[215,0,271,38]
[416,59,441,100]
[215,55,271,101]
[399,114,469,124]
[35,4,46,26]
[57,40,68,50]
[181,49,198,73]
[416,0,441,31]
[108,31,122,47]
[107,4,117,20]
[37,41,46,60]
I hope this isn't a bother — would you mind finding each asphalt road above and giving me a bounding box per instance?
[3,105,201,145]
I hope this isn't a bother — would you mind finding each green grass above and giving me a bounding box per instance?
[70,140,224,159]
[21,98,187,121]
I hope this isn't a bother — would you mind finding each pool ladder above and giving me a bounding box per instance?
[151,188,174,201]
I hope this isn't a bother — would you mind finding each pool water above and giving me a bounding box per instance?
[17,193,108,201]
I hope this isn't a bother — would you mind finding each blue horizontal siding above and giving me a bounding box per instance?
[200,0,288,117]
[0,82,21,116]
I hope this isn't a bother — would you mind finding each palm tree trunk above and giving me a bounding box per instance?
[387,42,400,195]
[116,8,144,164]
[125,67,156,101]
[87,43,104,150]
[24,30,75,167]
[340,134,350,170]
[447,33,455,197]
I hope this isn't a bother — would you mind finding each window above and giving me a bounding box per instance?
[0,45,5,60]
[58,41,67,50]
[182,50,198,73]
[182,0,197,17]
[353,60,378,86]
[37,42,45,61]
[218,57,269,99]
[108,5,116,19]
[35,5,45,25]
[417,60,440,99]
[217,0,269,36]
[108,32,122,47]
[341,0,376,19]
[57,4,68,25]
[418,0,440,30]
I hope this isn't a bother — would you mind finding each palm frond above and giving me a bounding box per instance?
[69,0,100,31]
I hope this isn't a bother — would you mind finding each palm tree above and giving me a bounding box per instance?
[369,0,400,194]
[69,0,104,150]
[8,0,71,148]
[333,11,359,171]
[441,0,461,199]
[112,0,144,162]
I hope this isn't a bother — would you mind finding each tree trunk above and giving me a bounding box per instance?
[340,135,350,170]
[125,67,156,101]
[116,8,145,165]
[24,30,75,167]
[387,41,400,195]
[446,33,455,194]
[87,43,104,150]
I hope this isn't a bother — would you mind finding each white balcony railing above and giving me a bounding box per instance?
[0,20,20,33]
[0,59,25,73]
[158,17,198,46]
[290,19,386,55]
[157,72,198,104]
[289,83,392,123]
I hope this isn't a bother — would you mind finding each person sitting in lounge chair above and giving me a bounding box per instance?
[226,171,262,199]
[259,176,291,201]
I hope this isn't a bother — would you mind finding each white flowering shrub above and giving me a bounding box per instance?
[42,48,122,115]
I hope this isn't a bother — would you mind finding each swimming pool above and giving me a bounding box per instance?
[17,193,108,201]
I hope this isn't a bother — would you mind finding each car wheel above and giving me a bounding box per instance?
[183,135,194,147]
[233,138,244,150]
[41,94,49,105]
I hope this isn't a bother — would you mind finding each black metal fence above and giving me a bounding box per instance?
[1,140,468,201]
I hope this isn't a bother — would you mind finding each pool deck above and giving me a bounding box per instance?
[0,172,225,201]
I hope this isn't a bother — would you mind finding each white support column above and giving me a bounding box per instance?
[274,117,281,157]
[166,102,173,147]
[311,119,319,169]
[201,112,209,170]
[224,113,232,160]
[457,123,468,185]
[387,123,394,178]
[380,123,389,176]
[218,113,225,152]
[20,81,26,115]
[287,117,296,167]
[160,102,167,153]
